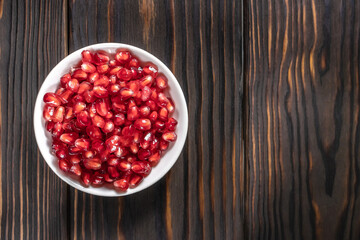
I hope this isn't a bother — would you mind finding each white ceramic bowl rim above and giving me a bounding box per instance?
[33,43,188,197]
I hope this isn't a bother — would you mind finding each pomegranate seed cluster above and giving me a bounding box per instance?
[42,50,178,191]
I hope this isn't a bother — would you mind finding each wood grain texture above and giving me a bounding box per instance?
[68,0,243,239]
[246,0,360,239]
[0,0,69,239]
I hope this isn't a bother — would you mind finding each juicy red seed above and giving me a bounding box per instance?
[115,51,131,63]
[81,172,91,186]
[114,178,129,191]
[59,159,70,172]
[92,139,105,153]
[84,158,102,170]
[59,132,79,144]
[55,148,67,159]
[60,74,71,87]
[82,50,93,62]
[53,106,65,122]
[43,104,55,121]
[131,161,151,176]
[141,86,152,101]
[109,84,121,95]
[69,155,81,164]
[65,107,74,120]
[128,58,140,68]
[73,102,86,114]
[59,90,73,103]
[143,65,158,77]
[95,99,109,117]
[70,164,82,176]
[109,66,122,75]
[81,62,96,73]
[118,160,131,172]
[97,64,110,74]
[88,72,99,83]
[77,111,91,126]
[93,86,109,98]
[146,100,157,111]
[43,93,61,107]
[46,121,55,132]
[86,126,103,139]
[158,107,168,121]
[166,117,178,131]
[94,75,109,87]
[104,174,114,183]
[83,150,94,159]
[91,172,104,185]
[134,119,151,131]
[114,113,125,126]
[160,140,169,151]
[92,115,105,128]
[94,52,110,64]
[129,174,143,188]
[140,75,154,87]
[138,149,151,160]
[162,132,177,142]
[83,90,96,103]
[72,69,88,80]
[119,88,134,100]
[139,106,150,117]
[129,143,139,154]
[148,151,161,166]
[115,146,127,158]
[108,166,120,178]
[52,122,64,138]
[103,120,115,133]
[107,157,119,166]
[149,111,158,121]
[75,138,90,151]
[127,106,139,121]
[156,75,168,89]
[117,68,133,81]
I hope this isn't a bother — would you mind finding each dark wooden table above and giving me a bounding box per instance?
[0,0,359,239]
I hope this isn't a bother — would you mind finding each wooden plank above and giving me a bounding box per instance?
[0,0,69,239]
[246,0,360,239]
[68,0,244,239]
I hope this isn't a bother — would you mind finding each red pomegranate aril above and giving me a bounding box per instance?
[160,139,169,151]
[119,88,134,100]
[92,114,105,128]
[60,73,71,87]
[140,75,154,87]
[128,57,140,68]
[93,86,109,98]
[166,117,178,131]
[134,119,151,131]
[104,173,114,183]
[77,111,91,126]
[148,151,161,166]
[46,121,55,132]
[156,75,168,89]
[141,86,152,101]
[81,172,91,186]
[75,138,90,151]
[107,157,119,166]
[105,135,120,150]
[149,111,158,121]
[95,99,109,117]
[166,99,175,114]
[59,159,70,172]
[117,68,132,81]
[162,132,177,142]
[97,64,109,74]
[127,106,140,121]
[112,102,126,113]
[88,72,99,83]
[115,51,131,63]
[158,107,168,121]
[109,66,122,75]
[77,82,91,95]
[149,138,159,151]
[129,143,139,154]
[114,179,129,191]
[43,93,61,107]
[121,125,135,136]
[118,160,131,172]
[82,50,93,62]
[70,164,82,176]
[81,62,96,73]
[103,120,115,133]
[72,69,88,80]
[129,174,143,188]
[59,89,73,104]
[69,155,81,164]
[86,126,103,139]
[84,157,102,170]
[146,100,157,111]
[109,84,121,95]
[143,65,158,77]
[52,122,64,138]
[83,90,96,103]
[91,172,104,185]
[94,52,110,64]
[55,148,67,159]
[53,106,65,122]
[64,107,74,120]
[43,104,55,121]
[114,113,126,126]
[158,93,170,107]
[56,87,66,95]
[108,166,120,178]
[69,146,82,154]
[131,161,151,176]
[138,149,151,160]
[139,106,150,117]
[59,132,78,144]
[94,75,110,87]
[92,139,105,153]
[154,120,165,130]
[105,111,113,119]
[115,146,127,158]
[73,102,86,114]
[83,150,95,159]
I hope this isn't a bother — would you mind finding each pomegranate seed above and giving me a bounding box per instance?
[107,157,119,166]
[109,84,121,95]
[93,86,109,98]
[160,140,169,150]
[104,174,114,183]
[140,75,154,87]
[83,90,96,103]
[118,160,131,172]
[134,119,151,131]
[56,87,66,95]
[103,120,115,133]
[114,113,125,126]
[77,111,91,127]
[139,106,150,117]
[148,151,161,166]
[138,149,151,160]
[64,107,74,120]
[82,50,93,62]
[81,62,96,73]
[117,68,133,81]
[81,172,91,186]
[94,52,110,65]
[92,114,105,128]
[149,111,158,121]
[127,106,140,121]
[97,64,110,74]
[55,148,67,159]
[166,117,178,131]
[86,126,103,139]
[109,66,122,75]
[83,150,95,159]
[154,120,165,130]
[162,132,177,142]
[43,104,55,121]
[94,75,109,87]
[53,106,65,122]
[129,174,143,188]
[114,179,129,191]
[91,172,104,185]
[105,111,113,119]
[92,139,105,153]
[59,159,70,172]
[72,69,88,80]
[43,93,61,107]
[128,58,140,68]
[108,166,120,178]
[88,72,100,83]
[145,100,157,111]
[129,143,139,154]
[95,99,109,117]
[60,74,71,87]
[158,107,168,121]
[74,138,90,151]
[143,65,158,77]
[84,157,102,170]
[115,146,127,157]
[46,121,55,132]
[70,164,82,176]
[141,86,152,101]
[59,90,73,104]
[156,75,168,89]
[69,146,82,154]
[166,99,175,114]
[119,88,134,100]
[131,161,151,176]
[115,51,131,63]
[52,122,64,138]
[69,155,81,164]
[59,132,79,144]
[73,102,86,114]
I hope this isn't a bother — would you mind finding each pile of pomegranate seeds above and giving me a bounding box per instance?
[43,50,178,191]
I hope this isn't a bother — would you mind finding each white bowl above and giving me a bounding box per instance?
[33,43,188,197]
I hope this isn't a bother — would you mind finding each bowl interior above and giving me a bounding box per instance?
[34,43,188,196]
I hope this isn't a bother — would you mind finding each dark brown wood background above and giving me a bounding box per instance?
[0,0,359,239]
